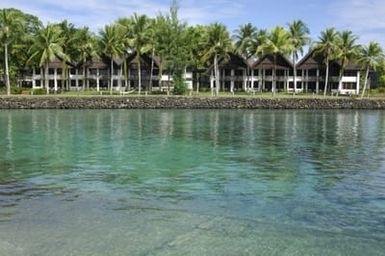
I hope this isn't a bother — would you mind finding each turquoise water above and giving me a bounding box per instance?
[0,110,385,255]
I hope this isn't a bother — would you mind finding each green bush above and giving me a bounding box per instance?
[378,87,385,94]
[173,74,188,95]
[11,87,23,94]
[31,88,46,95]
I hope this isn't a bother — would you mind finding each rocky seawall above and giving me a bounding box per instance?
[1,96,385,109]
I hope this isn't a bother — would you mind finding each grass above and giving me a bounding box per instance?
[1,87,385,99]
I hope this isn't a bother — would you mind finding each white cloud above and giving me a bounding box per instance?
[0,0,245,31]
[328,0,385,46]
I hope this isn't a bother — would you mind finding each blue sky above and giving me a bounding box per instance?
[1,0,385,47]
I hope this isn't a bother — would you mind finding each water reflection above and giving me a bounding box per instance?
[0,110,384,235]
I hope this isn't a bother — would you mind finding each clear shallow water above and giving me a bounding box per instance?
[0,110,385,255]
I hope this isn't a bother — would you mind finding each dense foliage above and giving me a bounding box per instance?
[1,2,385,95]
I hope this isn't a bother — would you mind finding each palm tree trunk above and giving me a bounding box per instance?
[110,57,113,95]
[45,61,49,95]
[196,73,200,93]
[323,59,329,97]
[214,54,219,96]
[272,54,277,97]
[83,65,87,90]
[338,63,345,95]
[149,47,155,92]
[361,67,370,99]
[138,54,142,95]
[293,53,297,94]
[4,43,10,96]
[123,58,128,90]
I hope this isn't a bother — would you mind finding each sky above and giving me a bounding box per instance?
[1,0,385,47]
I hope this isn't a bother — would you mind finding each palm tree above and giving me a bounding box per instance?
[129,14,151,94]
[99,24,125,94]
[358,41,384,98]
[28,24,65,94]
[287,20,310,93]
[314,28,339,96]
[233,23,257,92]
[0,9,22,96]
[335,30,360,93]
[258,26,292,96]
[202,22,232,96]
[73,27,98,90]
[57,20,77,91]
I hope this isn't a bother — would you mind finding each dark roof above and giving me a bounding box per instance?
[252,53,293,69]
[87,57,109,69]
[126,52,160,68]
[206,53,250,73]
[47,56,75,69]
[297,49,362,70]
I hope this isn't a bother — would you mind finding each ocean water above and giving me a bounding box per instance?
[0,110,384,255]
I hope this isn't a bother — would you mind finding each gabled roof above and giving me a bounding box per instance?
[206,53,250,73]
[46,56,75,69]
[297,49,362,70]
[126,52,160,68]
[296,50,325,69]
[252,53,293,69]
[87,57,109,69]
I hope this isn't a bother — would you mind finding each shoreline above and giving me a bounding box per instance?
[1,96,385,109]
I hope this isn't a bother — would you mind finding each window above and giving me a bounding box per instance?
[48,68,55,75]
[89,69,97,75]
[344,70,357,77]
[235,70,243,76]
[265,69,272,76]
[342,82,356,90]
[308,69,317,76]
[225,69,231,76]
[57,68,62,75]
[253,69,259,76]
[276,69,285,76]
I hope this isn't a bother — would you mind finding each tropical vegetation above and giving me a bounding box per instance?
[1,3,385,96]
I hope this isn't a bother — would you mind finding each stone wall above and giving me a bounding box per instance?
[1,96,385,109]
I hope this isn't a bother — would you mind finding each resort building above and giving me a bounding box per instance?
[18,50,363,95]
[19,53,193,93]
[207,51,363,95]
[296,50,362,95]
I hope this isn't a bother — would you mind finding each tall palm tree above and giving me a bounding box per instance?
[130,14,151,94]
[57,20,77,91]
[73,27,98,90]
[335,30,360,93]
[252,29,269,57]
[28,24,65,94]
[258,26,292,96]
[287,20,310,93]
[314,28,339,96]
[358,41,384,98]
[99,24,125,94]
[233,23,257,92]
[202,22,232,96]
[0,9,22,96]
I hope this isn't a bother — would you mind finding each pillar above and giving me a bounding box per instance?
[262,69,265,91]
[356,71,360,95]
[316,69,320,94]
[230,69,235,93]
[54,68,58,92]
[251,69,255,90]
[96,68,100,92]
